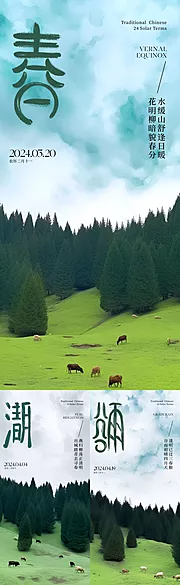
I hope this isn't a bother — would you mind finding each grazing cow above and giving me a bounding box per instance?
[36,539,41,543]
[108,375,122,388]
[34,335,42,341]
[140,566,147,571]
[21,557,26,561]
[67,363,84,374]
[91,366,100,377]
[167,338,180,345]
[75,566,85,573]
[122,568,129,573]
[173,577,180,580]
[154,572,163,578]
[14,537,18,541]
[59,555,63,558]
[132,314,138,318]
[70,561,75,567]
[155,316,161,319]
[117,335,127,345]
[8,560,20,567]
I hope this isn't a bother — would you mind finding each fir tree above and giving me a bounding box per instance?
[35,504,43,536]
[16,496,26,527]
[53,239,75,299]
[90,517,94,542]
[66,501,89,552]
[168,233,180,298]
[128,240,159,312]
[104,525,125,561]
[18,513,32,551]
[100,240,127,314]
[172,520,180,565]
[13,272,48,336]
[156,244,168,300]
[126,528,137,548]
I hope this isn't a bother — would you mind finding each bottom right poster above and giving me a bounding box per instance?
[90,390,180,584]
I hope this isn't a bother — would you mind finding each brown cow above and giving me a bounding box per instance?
[67,364,84,373]
[108,375,122,387]
[34,335,42,341]
[75,566,85,573]
[91,366,100,377]
[122,568,129,573]
[117,335,127,345]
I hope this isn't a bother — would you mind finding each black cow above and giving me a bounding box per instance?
[59,555,63,558]
[117,334,127,345]
[8,560,20,567]
[70,561,75,567]
[21,557,26,561]
[36,539,41,543]
[67,363,84,373]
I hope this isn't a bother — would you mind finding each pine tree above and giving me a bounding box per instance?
[53,239,75,299]
[0,496,2,523]
[90,517,94,542]
[74,226,94,290]
[16,495,26,527]
[66,501,89,552]
[100,240,127,314]
[155,244,168,300]
[55,486,66,521]
[128,240,159,312]
[43,492,55,533]
[13,272,48,336]
[18,513,32,551]
[101,515,117,548]
[61,500,76,546]
[104,525,125,561]
[168,233,180,298]
[93,227,112,289]
[172,520,180,565]
[126,528,137,548]
[132,508,143,537]
[35,504,43,536]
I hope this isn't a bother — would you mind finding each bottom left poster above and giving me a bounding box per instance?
[0,390,90,584]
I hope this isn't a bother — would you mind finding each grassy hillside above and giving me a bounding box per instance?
[90,533,179,584]
[0,289,180,389]
[0,521,89,585]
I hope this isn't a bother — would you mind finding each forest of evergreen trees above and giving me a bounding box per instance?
[91,491,180,565]
[1,194,180,335]
[0,476,90,553]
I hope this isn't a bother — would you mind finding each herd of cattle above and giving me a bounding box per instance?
[33,325,180,388]
[66,334,127,386]
[9,538,85,572]
[121,567,180,579]
[8,536,85,573]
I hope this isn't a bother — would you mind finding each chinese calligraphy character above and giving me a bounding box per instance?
[13,22,65,125]
[93,402,124,453]
[3,402,32,448]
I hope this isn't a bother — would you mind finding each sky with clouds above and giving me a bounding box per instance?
[0,390,90,492]
[90,390,180,511]
[0,0,180,229]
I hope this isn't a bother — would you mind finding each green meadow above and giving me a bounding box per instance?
[0,521,89,585]
[90,533,179,584]
[0,288,180,390]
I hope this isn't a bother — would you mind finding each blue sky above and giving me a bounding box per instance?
[0,0,180,228]
[90,390,180,510]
